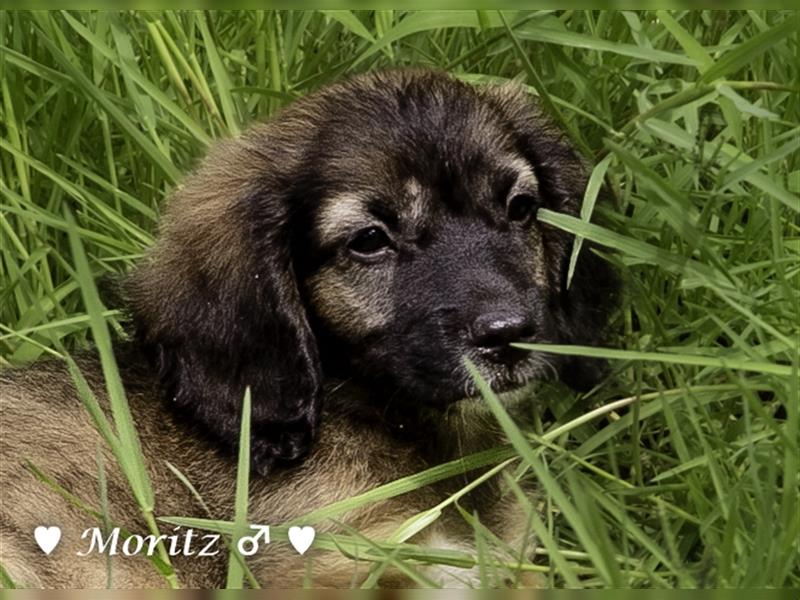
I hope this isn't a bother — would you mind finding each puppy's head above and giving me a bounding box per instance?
[128,69,617,472]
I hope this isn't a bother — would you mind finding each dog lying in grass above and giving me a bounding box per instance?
[0,69,616,588]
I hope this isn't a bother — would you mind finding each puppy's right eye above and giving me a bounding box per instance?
[347,227,392,255]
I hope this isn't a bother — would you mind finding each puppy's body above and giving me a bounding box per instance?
[1,69,616,588]
[1,353,527,588]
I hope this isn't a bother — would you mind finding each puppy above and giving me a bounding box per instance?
[0,69,616,588]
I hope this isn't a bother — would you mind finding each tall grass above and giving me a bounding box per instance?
[1,10,797,588]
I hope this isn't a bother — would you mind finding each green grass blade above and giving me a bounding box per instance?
[33,24,181,183]
[514,343,793,377]
[567,154,611,288]
[64,209,179,587]
[197,13,242,136]
[465,359,623,585]
[699,14,799,83]
[225,387,252,589]
[517,23,697,66]
[537,209,738,294]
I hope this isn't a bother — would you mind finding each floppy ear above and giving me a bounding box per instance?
[482,82,620,391]
[126,134,322,474]
[556,241,620,392]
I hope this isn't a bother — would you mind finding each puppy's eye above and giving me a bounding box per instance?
[507,194,538,223]
[347,227,391,255]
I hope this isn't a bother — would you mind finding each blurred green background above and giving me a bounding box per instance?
[1,10,797,588]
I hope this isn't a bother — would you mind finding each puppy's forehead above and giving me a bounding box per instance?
[314,153,539,245]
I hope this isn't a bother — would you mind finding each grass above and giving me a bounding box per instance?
[1,10,798,588]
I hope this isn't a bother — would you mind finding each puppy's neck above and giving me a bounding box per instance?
[432,393,535,459]
[323,380,533,462]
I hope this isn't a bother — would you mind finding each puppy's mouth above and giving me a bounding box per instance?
[460,349,556,399]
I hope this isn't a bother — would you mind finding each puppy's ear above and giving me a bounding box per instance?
[482,82,620,391]
[557,242,620,392]
[126,133,322,474]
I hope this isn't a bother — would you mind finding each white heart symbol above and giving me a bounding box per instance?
[34,526,61,555]
[287,525,315,555]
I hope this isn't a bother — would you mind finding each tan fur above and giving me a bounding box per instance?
[315,194,373,246]
[0,69,602,589]
[403,178,430,228]
[307,265,395,334]
[0,358,532,588]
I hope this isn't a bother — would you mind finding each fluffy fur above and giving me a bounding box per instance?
[0,69,617,588]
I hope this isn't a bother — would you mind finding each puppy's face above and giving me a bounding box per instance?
[132,69,615,470]
[294,74,582,406]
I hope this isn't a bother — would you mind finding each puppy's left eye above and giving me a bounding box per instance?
[507,194,538,223]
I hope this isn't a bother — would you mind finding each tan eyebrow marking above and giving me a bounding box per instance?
[506,157,539,196]
[315,194,371,245]
[404,177,429,226]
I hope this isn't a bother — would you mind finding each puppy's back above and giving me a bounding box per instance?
[1,358,174,586]
[0,358,441,587]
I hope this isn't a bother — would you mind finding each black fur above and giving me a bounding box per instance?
[126,68,618,474]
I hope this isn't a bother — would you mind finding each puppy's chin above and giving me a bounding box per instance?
[437,382,537,435]
[408,354,547,413]
[460,351,555,399]
[459,380,538,408]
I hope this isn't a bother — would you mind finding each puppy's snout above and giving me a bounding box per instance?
[470,310,535,364]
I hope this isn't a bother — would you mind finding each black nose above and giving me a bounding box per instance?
[471,311,535,363]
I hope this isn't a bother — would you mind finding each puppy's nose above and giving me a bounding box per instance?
[471,311,535,362]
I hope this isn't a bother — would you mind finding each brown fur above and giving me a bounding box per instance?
[1,69,618,588]
[1,356,532,588]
